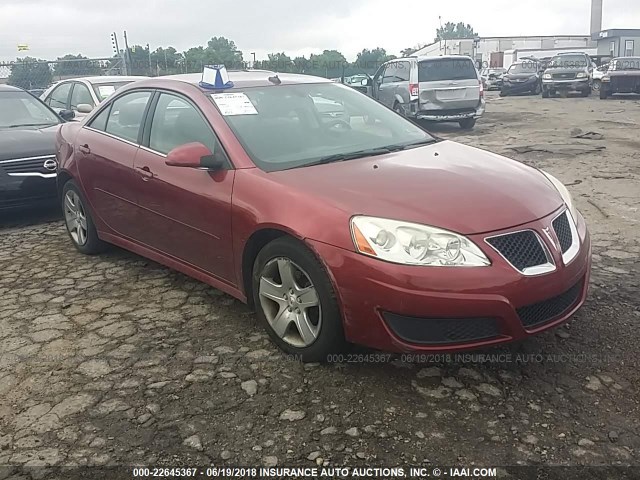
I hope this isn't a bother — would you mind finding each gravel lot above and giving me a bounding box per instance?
[1,92,639,475]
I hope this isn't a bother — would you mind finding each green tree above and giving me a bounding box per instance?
[151,47,181,75]
[400,44,425,57]
[261,52,293,72]
[292,56,309,73]
[54,54,101,78]
[307,50,347,78]
[353,48,396,75]
[7,57,53,90]
[436,22,477,41]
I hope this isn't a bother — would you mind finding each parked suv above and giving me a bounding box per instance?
[366,56,485,129]
[541,52,592,98]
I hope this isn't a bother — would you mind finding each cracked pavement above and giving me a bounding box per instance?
[0,93,639,476]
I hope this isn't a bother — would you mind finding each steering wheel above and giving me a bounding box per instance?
[323,118,352,132]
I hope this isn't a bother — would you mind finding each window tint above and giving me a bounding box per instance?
[105,91,151,143]
[418,59,478,82]
[89,105,111,132]
[382,62,409,83]
[381,64,396,84]
[47,83,72,109]
[149,93,219,155]
[70,83,94,110]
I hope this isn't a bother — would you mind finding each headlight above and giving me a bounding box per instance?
[350,216,490,267]
[576,72,587,78]
[541,171,578,226]
[543,73,552,79]
[602,76,610,82]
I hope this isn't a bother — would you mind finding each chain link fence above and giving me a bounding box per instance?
[0,57,127,93]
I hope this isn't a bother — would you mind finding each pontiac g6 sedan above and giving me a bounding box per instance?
[56,71,591,361]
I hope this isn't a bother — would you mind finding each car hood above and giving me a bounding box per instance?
[505,73,538,80]
[544,67,587,75]
[0,125,58,162]
[271,141,563,235]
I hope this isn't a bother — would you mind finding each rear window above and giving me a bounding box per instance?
[418,59,478,82]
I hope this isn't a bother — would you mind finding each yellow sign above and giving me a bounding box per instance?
[17,44,29,51]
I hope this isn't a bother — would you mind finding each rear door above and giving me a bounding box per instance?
[417,58,480,112]
[76,89,153,239]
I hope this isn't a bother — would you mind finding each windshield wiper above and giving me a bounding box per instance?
[3,122,58,128]
[307,139,437,167]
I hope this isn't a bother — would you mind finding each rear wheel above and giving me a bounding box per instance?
[459,118,476,130]
[62,180,107,255]
[393,102,405,116]
[252,237,347,362]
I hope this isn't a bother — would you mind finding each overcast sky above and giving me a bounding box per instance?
[0,0,638,62]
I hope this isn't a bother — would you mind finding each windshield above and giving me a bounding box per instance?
[212,83,434,172]
[548,54,589,69]
[92,82,134,101]
[0,90,61,128]
[508,62,538,74]
[611,58,640,71]
[418,59,478,82]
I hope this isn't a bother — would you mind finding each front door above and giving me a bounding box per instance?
[133,92,236,283]
[76,90,153,239]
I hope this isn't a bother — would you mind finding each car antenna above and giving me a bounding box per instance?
[268,74,281,85]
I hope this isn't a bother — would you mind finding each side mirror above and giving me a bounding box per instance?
[77,104,93,114]
[360,78,371,86]
[59,109,75,121]
[165,142,224,170]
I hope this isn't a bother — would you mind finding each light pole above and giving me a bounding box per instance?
[251,52,256,68]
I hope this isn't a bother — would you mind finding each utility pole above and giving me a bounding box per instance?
[123,30,131,75]
[147,43,152,76]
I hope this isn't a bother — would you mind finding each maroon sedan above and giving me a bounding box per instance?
[56,71,591,361]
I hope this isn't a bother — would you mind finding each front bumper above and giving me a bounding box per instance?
[502,79,538,93]
[0,172,57,211]
[542,78,590,91]
[308,209,591,353]
[415,99,485,122]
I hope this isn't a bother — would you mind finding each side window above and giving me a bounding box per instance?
[105,91,152,144]
[88,105,111,132]
[149,93,220,155]
[70,83,94,110]
[396,61,410,82]
[382,63,397,84]
[47,83,72,109]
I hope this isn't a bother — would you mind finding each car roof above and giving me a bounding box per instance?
[133,70,333,90]
[612,56,640,61]
[73,76,149,84]
[0,84,24,92]
[415,55,474,62]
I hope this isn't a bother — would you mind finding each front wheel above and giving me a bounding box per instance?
[542,89,550,98]
[592,79,601,92]
[532,83,541,95]
[62,180,107,255]
[252,237,347,362]
[459,118,476,130]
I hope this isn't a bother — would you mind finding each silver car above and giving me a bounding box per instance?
[41,76,148,121]
[365,55,485,129]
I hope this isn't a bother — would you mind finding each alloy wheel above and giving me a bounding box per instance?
[258,257,321,348]
[64,190,88,246]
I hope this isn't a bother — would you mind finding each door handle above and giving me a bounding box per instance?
[135,166,155,181]
[78,144,91,154]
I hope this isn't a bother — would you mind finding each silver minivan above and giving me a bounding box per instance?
[366,55,485,129]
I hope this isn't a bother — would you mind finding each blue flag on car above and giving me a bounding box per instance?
[200,65,234,90]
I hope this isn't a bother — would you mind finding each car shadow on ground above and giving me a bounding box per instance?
[0,206,62,231]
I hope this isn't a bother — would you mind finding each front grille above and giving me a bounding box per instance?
[383,313,501,345]
[0,156,57,175]
[552,212,573,253]
[486,231,548,272]
[517,281,583,328]
[552,72,577,80]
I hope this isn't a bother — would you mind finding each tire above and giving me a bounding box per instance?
[581,88,591,97]
[252,236,347,362]
[542,89,550,98]
[459,118,476,130]
[393,102,405,116]
[62,180,107,255]
[600,88,608,100]
[592,79,601,92]
[532,83,541,95]
[499,90,508,97]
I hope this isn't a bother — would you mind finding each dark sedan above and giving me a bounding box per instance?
[500,62,541,96]
[600,57,640,99]
[0,85,65,211]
